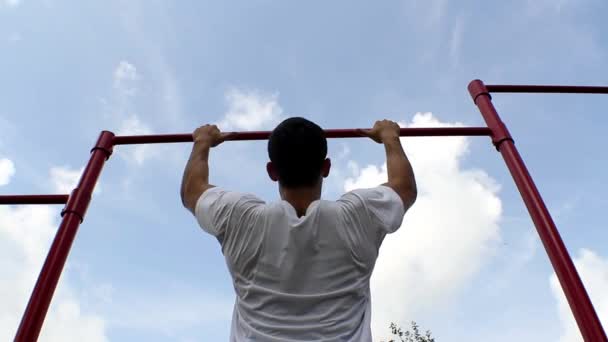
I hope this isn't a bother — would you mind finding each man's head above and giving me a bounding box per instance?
[267,117,330,189]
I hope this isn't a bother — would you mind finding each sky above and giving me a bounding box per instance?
[1,0,608,341]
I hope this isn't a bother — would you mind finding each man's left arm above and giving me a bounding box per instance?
[180,124,233,214]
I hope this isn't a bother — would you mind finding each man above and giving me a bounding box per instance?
[181,117,417,341]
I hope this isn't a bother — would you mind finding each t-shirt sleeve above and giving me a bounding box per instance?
[194,187,265,243]
[338,185,406,236]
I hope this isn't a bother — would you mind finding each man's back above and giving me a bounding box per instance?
[196,185,405,341]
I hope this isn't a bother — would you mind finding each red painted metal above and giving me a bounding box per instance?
[469,79,607,342]
[486,84,608,94]
[14,131,114,342]
[112,127,492,145]
[7,85,608,341]
[0,194,69,205]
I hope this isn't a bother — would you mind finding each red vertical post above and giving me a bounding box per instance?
[468,80,607,342]
[14,131,114,342]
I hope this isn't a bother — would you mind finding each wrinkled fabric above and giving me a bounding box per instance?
[195,185,405,342]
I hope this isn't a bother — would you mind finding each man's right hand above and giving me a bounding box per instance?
[357,119,401,144]
[193,124,236,147]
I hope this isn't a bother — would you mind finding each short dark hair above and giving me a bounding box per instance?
[268,117,327,188]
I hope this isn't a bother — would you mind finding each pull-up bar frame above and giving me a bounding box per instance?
[1,80,606,341]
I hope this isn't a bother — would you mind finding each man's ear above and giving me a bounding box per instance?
[321,158,331,178]
[267,162,279,182]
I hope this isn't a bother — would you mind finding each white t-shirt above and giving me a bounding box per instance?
[195,185,406,342]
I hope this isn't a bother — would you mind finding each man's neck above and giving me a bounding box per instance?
[280,184,322,217]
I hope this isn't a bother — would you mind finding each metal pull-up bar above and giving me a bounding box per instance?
[5,125,494,341]
[112,127,492,145]
[1,128,492,205]
[2,80,606,342]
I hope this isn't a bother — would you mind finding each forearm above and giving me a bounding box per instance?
[383,136,417,207]
[180,141,212,212]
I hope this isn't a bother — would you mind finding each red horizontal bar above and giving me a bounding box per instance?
[486,84,608,94]
[0,194,69,205]
[112,127,492,145]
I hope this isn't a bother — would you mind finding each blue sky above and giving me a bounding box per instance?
[1,0,607,341]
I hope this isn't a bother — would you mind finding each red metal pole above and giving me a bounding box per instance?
[14,131,114,342]
[0,195,69,205]
[112,127,492,145]
[486,84,608,94]
[468,80,607,342]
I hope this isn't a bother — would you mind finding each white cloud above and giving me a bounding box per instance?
[117,114,150,136]
[550,248,608,342]
[486,229,539,293]
[108,61,158,166]
[337,143,351,160]
[113,61,139,97]
[116,115,157,165]
[342,113,502,339]
[0,158,15,186]
[0,162,108,341]
[116,3,184,128]
[218,88,284,131]
[49,166,81,193]
[49,166,102,194]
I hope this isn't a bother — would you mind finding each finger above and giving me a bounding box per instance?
[195,125,206,135]
[213,132,237,146]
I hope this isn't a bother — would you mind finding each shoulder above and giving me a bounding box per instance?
[197,187,265,207]
[195,187,266,223]
[338,185,403,207]
[337,185,406,234]
[194,187,267,237]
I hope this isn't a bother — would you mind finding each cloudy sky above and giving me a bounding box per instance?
[1,1,608,341]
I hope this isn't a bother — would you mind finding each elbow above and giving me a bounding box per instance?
[403,186,417,209]
[391,181,417,209]
[410,187,418,205]
[180,180,190,209]
[180,183,186,207]
[181,191,196,212]
[180,192,187,209]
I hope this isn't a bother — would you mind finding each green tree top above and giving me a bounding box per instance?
[382,321,435,342]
